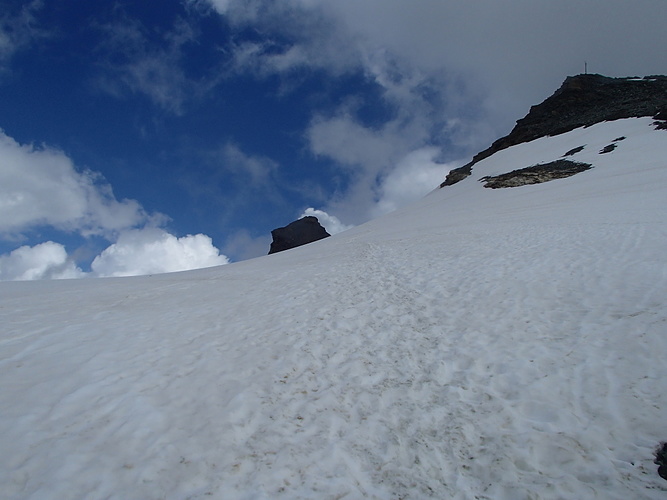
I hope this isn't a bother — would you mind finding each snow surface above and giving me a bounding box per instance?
[1,118,666,499]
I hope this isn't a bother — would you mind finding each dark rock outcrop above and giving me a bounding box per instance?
[479,160,592,189]
[599,143,617,154]
[441,74,667,187]
[268,216,330,254]
[654,110,667,130]
[563,145,586,157]
[599,136,626,154]
[655,442,667,480]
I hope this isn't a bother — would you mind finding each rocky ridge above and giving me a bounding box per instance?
[441,74,667,187]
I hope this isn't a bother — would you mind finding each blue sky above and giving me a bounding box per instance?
[1,0,665,279]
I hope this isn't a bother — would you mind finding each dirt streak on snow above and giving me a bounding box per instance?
[1,118,666,499]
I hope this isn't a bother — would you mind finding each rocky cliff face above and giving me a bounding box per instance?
[268,216,331,254]
[441,74,667,187]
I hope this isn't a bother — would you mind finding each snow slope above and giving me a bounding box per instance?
[1,118,666,499]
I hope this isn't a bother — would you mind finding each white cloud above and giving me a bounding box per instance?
[0,241,84,281]
[300,208,353,235]
[305,110,446,223]
[304,148,457,226]
[0,129,229,280]
[91,228,229,278]
[0,130,149,238]
[307,113,404,172]
[0,229,230,281]
[311,0,667,118]
[372,148,457,218]
[200,0,667,142]
[0,228,231,281]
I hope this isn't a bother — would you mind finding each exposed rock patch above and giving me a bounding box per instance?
[655,442,667,480]
[654,109,667,130]
[599,144,617,154]
[441,74,667,187]
[599,136,626,154]
[268,216,330,254]
[479,160,593,189]
[563,145,585,157]
[440,165,472,186]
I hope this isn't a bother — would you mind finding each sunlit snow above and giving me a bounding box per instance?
[1,118,666,499]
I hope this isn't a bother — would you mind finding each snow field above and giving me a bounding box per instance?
[1,118,666,499]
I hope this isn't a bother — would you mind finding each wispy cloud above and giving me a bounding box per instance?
[221,228,271,261]
[307,113,402,172]
[0,0,48,74]
[176,140,285,226]
[221,142,279,185]
[93,13,204,114]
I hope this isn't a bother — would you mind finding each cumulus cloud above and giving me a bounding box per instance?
[0,230,230,281]
[0,129,230,280]
[0,130,149,238]
[0,242,84,281]
[300,208,353,235]
[91,228,229,278]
